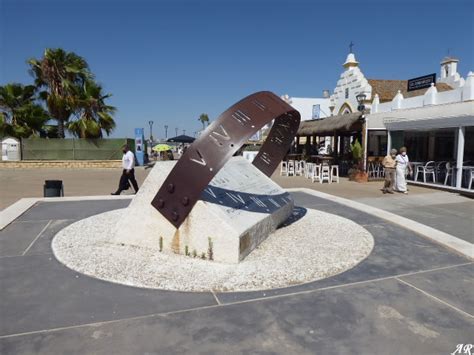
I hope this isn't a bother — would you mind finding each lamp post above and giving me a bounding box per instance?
[356,93,368,172]
[164,125,168,139]
[175,127,178,137]
[148,120,154,142]
[183,129,186,136]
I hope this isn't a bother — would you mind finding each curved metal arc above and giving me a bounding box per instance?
[151,91,300,228]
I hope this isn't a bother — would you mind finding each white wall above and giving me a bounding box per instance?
[286,97,331,121]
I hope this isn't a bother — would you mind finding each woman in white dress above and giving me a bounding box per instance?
[395,146,412,193]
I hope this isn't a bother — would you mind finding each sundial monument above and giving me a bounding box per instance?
[112,91,301,263]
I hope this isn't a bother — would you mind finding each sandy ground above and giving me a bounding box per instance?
[0,167,150,210]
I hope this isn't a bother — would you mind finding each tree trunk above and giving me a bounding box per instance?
[57,119,65,138]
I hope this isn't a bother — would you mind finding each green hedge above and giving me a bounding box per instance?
[21,138,135,160]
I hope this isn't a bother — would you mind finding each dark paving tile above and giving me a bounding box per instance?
[0,221,50,257]
[1,279,472,355]
[16,199,131,221]
[218,207,469,304]
[24,219,74,256]
[291,191,382,225]
[400,263,474,316]
[0,254,216,336]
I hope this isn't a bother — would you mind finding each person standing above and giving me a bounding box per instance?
[111,144,139,195]
[394,146,412,194]
[382,149,397,194]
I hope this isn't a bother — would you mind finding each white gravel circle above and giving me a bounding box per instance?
[52,208,374,292]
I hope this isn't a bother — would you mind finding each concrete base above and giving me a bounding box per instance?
[113,157,293,263]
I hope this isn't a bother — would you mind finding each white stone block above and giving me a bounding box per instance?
[112,157,293,263]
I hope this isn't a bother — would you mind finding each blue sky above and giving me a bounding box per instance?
[1,0,473,139]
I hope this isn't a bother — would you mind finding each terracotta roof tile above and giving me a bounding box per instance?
[367,79,453,102]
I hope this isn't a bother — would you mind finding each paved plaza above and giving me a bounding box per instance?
[2,167,473,244]
[0,192,472,354]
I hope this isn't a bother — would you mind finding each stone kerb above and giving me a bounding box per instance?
[112,157,293,263]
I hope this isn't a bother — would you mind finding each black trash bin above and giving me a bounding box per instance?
[44,180,64,197]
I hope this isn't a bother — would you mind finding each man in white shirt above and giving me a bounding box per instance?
[111,144,139,195]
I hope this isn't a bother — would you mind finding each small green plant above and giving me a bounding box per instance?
[159,236,163,252]
[351,139,363,162]
[185,245,189,256]
[192,249,197,258]
[207,237,214,261]
[201,252,206,259]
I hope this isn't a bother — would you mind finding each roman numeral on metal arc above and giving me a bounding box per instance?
[151,91,301,228]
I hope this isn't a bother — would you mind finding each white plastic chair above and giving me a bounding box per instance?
[415,161,436,183]
[330,165,339,183]
[296,161,305,176]
[320,165,331,184]
[311,164,322,183]
[368,162,376,179]
[288,160,295,176]
[280,161,288,176]
[443,162,453,185]
[305,163,314,179]
[469,169,474,189]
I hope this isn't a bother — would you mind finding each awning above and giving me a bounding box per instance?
[297,112,362,136]
[167,135,196,143]
[381,101,474,131]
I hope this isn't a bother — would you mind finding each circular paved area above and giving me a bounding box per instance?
[52,207,374,291]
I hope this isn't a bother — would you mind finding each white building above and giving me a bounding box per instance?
[296,50,474,191]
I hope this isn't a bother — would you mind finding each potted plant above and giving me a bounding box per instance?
[348,139,368,183]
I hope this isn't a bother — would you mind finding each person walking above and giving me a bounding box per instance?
[382,149,397,194]
[394,146,412,194]
[111,144,139,195]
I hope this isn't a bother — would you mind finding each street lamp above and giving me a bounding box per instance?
[164,125,168,139]
[356,92,368,173]
[148,120,154,142]
[356,93,367,112]
[183,129,186,136]
[175,127,178,137]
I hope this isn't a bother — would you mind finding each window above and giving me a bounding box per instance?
[312,104,320,119]
[345,88,349,99]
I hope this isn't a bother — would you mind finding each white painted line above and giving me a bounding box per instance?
[22,220,53,256]
[0,195,133,231]
[396,277,473,319]
[287,188,474,260]
[211,290,221,305]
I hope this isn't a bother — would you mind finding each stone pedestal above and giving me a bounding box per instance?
[113,157,293,263]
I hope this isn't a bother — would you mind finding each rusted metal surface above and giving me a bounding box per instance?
[151,91,300,228]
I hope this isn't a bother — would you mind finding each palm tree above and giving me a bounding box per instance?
[28,48,92,138]
[198,113,209,130]
[0,83,50,138]
[68,80,116,138]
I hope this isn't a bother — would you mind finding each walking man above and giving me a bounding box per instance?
[111,144,139,195]
[382,149,397,194]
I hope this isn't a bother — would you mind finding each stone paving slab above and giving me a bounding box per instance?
[399,263,474,316]
[0,254,217,336]
[217,194,471,304]
[16,199,130,221]
[0,194,472,355]
[1,278,472,355]
[0,220,50,257]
